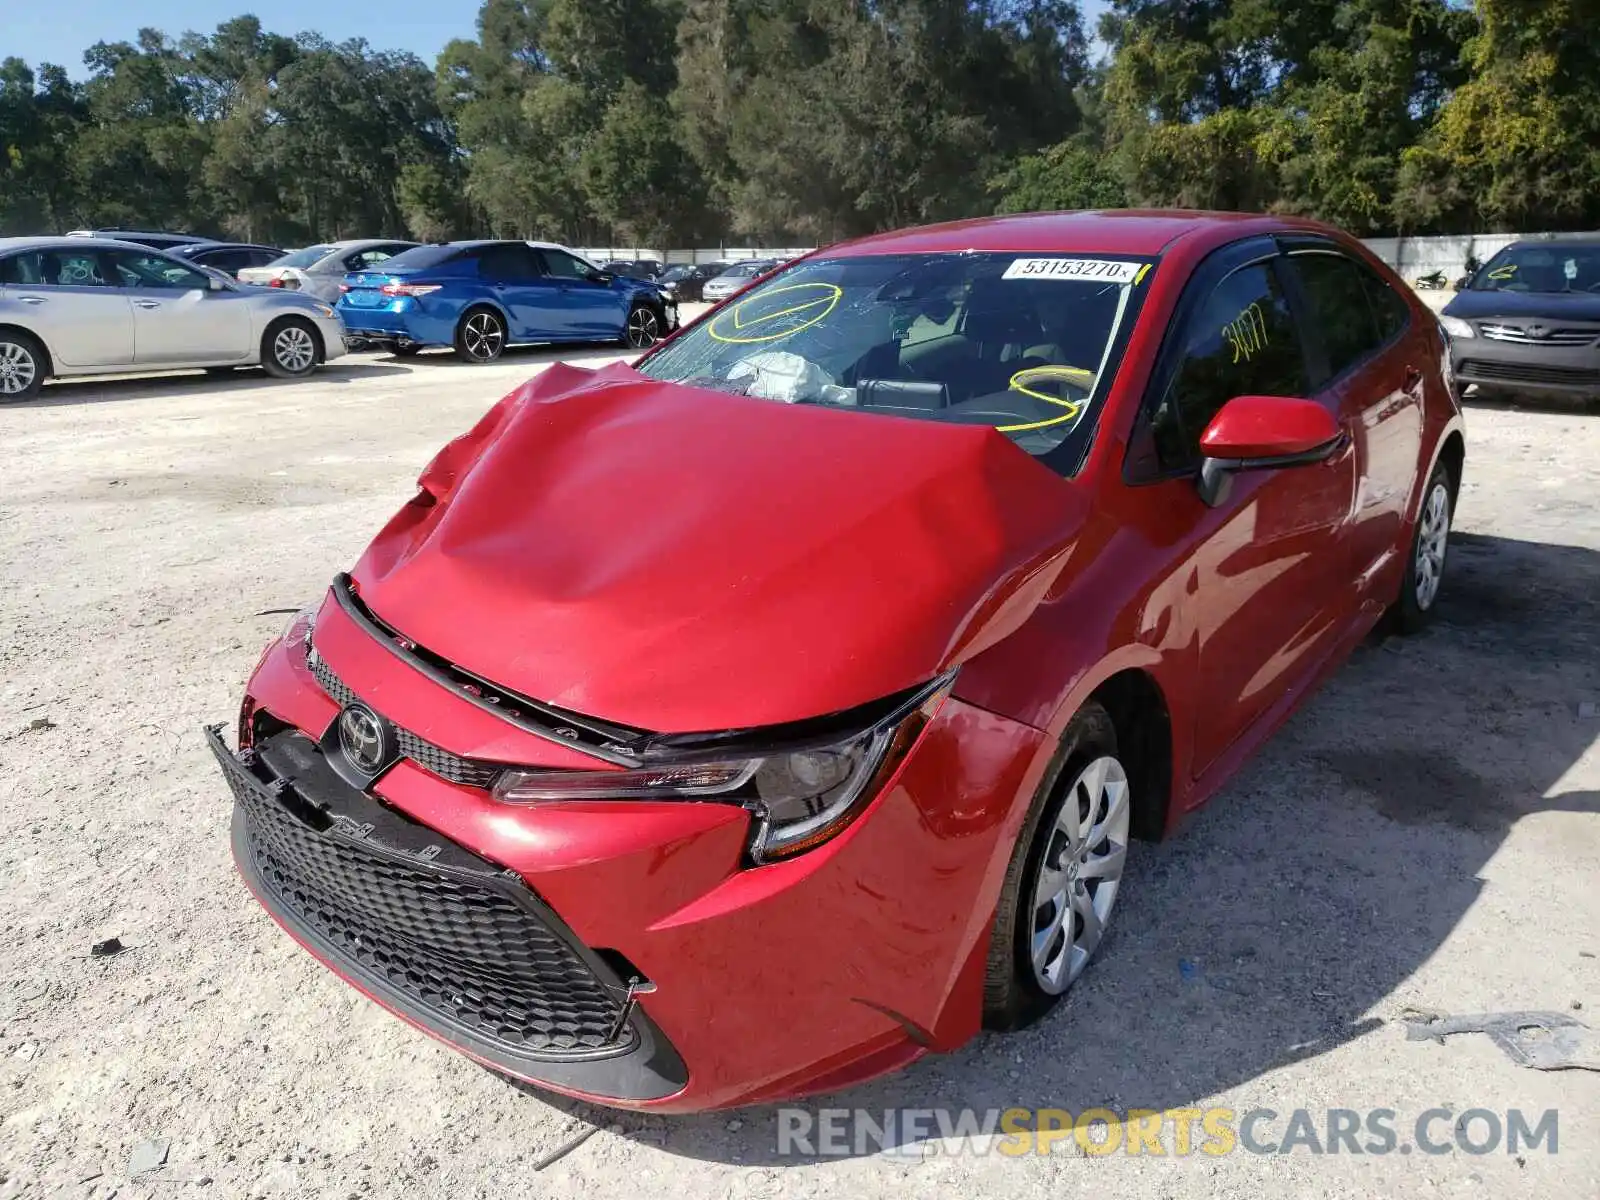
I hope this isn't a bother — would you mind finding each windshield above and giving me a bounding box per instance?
[636,251,1153,465]
[660,265,695,282]
[1471,243,1600,293]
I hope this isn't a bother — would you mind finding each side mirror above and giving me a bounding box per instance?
[588,270,613,285]
[1195,395,1346,508]
[208,275,226,292]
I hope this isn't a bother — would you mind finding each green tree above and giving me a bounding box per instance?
[1396,0,1600,232]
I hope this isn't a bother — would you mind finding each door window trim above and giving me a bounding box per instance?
[1123,236,1312,485]
[1274,237,1413,391]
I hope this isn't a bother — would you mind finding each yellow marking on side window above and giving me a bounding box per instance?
[1222,302,1269,364]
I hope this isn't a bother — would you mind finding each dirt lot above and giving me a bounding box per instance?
[2,334,1598,1199]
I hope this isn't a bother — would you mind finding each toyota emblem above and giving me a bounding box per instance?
[337,703,393,775]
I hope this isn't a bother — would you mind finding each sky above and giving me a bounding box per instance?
[9,1,1112,76]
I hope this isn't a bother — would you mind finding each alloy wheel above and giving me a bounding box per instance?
[1029,755,1130,994]
[0,341,38,396]
[626,307,661,348]
[273,325,316,374]
[1414,480,1451,611]
[463,312,504,361]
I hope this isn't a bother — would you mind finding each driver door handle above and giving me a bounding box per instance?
[18,295,46,305]
[133,300,162,309]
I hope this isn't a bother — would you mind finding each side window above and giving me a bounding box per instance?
[1289,253,1385,384]
[478,244,541,281]
[206,250,250,275]
[343,247,401,271]
[107,250,211,290]
[4,250,111,287]
[540,249,594,281]
[1359,270,1411,344]
[251,249,281,268]
[1150,262,1309,472]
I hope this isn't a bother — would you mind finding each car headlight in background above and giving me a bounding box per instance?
[1438,315,1474,339]
[493,671,957,863]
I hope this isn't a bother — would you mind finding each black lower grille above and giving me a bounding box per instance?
[1459,358,1600,387]
[307,645,501,788]
[212,728,629,1059]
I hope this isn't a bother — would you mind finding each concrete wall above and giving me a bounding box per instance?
[579,247,815,265]
[1362,231,1600,280]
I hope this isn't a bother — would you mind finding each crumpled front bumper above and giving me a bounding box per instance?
[219,593,1049,1111]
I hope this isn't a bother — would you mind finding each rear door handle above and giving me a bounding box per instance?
[134,300,162,310]
[18,295,46,305]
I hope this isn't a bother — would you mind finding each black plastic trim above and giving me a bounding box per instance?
[210,724,690,1102]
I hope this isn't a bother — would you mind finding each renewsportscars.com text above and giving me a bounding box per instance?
[776,1106,1560,1158]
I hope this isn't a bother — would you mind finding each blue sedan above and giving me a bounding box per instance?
[336,240,678,362]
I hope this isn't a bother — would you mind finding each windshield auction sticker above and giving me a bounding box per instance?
[1002,258,1143,284]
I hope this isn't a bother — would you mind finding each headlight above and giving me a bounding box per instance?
[492,672,956,863]
[282,603,317,648]
[1438,315,1474,339]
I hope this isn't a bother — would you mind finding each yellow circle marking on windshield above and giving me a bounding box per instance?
[707,282,843,344]
[999,366,1094,433]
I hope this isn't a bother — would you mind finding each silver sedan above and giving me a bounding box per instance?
[0,237,348,400]
[236,238,418,303]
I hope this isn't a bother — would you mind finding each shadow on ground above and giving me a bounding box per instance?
[26,361,412,407]
[513,530,1600,1161]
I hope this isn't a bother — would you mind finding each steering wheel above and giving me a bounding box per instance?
[998,365,1095,433]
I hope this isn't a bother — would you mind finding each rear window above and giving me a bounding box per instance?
[375,244,473,271]
[272,244,334,269]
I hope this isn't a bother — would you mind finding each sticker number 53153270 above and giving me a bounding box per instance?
[1002,258,1143,284]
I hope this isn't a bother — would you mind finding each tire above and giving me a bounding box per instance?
[261,317,320,379]
[455,307,506,363]
[622,302,663,349]
[983,702,1130,1031]
[0,329,47,401]
[1389,460,1454,633]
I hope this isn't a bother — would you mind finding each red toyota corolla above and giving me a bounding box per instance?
[211,211,1464,1112]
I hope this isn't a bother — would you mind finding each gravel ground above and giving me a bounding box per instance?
[1,330,1598,1199]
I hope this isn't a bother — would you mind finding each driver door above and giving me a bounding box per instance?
[1136,246,1358,778]
[536,248,627,340]
[106,249,254,363]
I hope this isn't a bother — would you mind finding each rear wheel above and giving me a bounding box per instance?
[1389,460,1454,633]
[455,308,506,363]
[0,330,46,401]
[261,318,319,379]
[623,302,662,349]
[984,703,1130,1030]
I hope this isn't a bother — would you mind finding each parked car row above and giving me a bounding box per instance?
[0,236,348,398]
[0,232,684,397]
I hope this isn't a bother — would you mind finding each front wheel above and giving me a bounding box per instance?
[0,330,46,401]
[622,302,662,349]
[455,308,506,363]
[1389,461,1454,633]
[261,318,319,379]
[983,703,1130,1031]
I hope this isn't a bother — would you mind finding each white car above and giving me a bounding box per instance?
[237,239,419,303]
[0,237,348,400]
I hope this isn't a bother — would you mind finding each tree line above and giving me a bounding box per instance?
[2,0,1596,249]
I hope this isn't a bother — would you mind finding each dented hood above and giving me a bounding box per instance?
[351,362,1087,733]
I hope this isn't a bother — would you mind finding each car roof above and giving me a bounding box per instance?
[0,236,185,253]
[65,229,211,243]
[822,209,1331,258]
[179,242,280,253]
